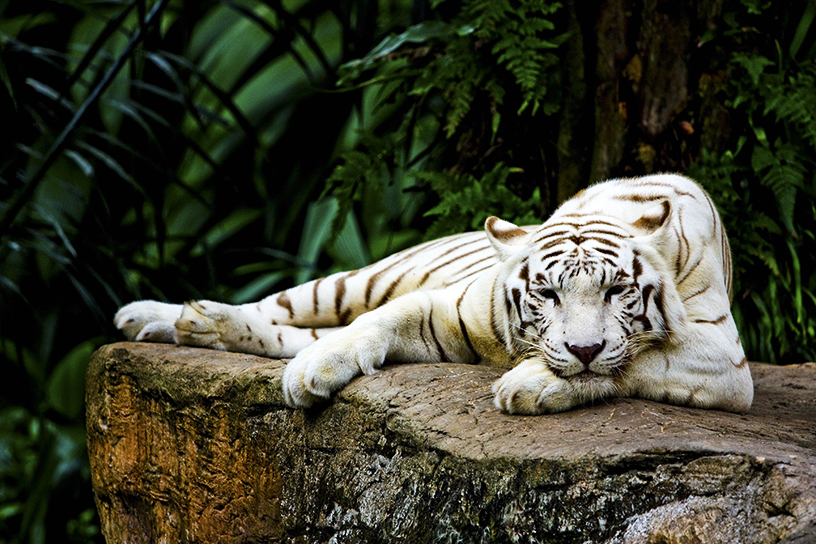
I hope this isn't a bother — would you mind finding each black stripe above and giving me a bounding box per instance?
[365,236,455,306]
[374,269,411,308]
[594,247,619,257]
[276,291,294,319]
[423,236,486,268]
[632,252,643,283]
[510,287,524,321]
[582,236,622,248]
[445,262,495,285]
[418,314,434,355]
[579,228,630,238]
[678,211,690,271]
[676,253,703,287]
[654,283,668,332]
[365,268,389,307]
[630,180,696,198]
[672,224,684,274]
[613,193,667,202]
[581,219,632,230]
[312,277,324,314]
[427,307,450,361]
[540,249,567,262]
[535,230,574,245]
[518,260,529,283]
[722,227,733,299]
[681,284,710,302]
[446,254,494,278]
[456,285,478,359]
[419,245,491,286]
[633,283,656,332]
[335,276,346,317]
[702,190,718,225]
[489,284,505,347]
[693,314,728,325]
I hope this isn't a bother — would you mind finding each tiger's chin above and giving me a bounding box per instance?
[550,359,630,381]
[494,356,627,414]
[566,369,610,383]
[553,362,628,405]
[563,372,618,401]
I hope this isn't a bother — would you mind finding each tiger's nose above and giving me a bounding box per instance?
[565,341,606,366]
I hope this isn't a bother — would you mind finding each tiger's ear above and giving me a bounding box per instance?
[485,216,531,261]
[631,199,672,235]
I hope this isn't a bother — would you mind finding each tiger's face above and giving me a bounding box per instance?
[486,214,677,391]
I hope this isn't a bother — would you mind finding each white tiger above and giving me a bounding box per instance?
[115,174,753,414]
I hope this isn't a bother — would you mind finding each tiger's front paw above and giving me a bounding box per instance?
[282,330,388,408]
[114,301,182,343]
[492,359,579,414]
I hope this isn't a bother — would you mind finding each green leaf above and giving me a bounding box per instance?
[74,141,135,184]
[0,54,16,109]
[337,21,455,85]
[789,3,816,59]
[732,53,775,86]
[62,150,94,178]
[327,211,371,270]
[46,340,98,420]
[750,145,775,172]
[295,198,339,284]
[191,208,261,257]
[34,205,78,258]
[24,78,75,113]
[761,163,803,235]
[229,271,287,305]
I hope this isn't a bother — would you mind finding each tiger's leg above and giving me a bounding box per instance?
[114,299,342,358]
[116,231,490,357]
[617,321,753,413]
[491,358,618,414]
[282,288,478,407]
[114,262,388,357]
[173,301,343,357]
[490,322,752,415]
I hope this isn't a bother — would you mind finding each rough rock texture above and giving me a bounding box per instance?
[86,342,816,544]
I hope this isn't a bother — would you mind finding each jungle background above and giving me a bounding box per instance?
[0,0,814,541]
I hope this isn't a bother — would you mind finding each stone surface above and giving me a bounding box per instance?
[86,342,816,543]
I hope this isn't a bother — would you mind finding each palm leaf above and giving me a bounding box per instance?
[0,0,171,237]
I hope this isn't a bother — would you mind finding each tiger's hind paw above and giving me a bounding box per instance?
[174,301,230,350]
[115,301,182,343]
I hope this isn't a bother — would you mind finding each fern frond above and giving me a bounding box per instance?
[762,65,816,151]
[751,142,806,235]
[760,162,804,235]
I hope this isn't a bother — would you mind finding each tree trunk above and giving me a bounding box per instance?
[554,0,732,200]
[86,342,816,543]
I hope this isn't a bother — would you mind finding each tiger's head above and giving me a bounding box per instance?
[485,205,684,398]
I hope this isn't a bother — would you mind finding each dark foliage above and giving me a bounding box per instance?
[0,0,813,541]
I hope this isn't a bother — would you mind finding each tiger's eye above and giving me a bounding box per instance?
[604,285,625,302]
[538,289,559,302]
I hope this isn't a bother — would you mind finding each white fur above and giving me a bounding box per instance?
[115,174,753,414]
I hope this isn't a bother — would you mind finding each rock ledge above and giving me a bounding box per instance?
[86,342,816,543]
